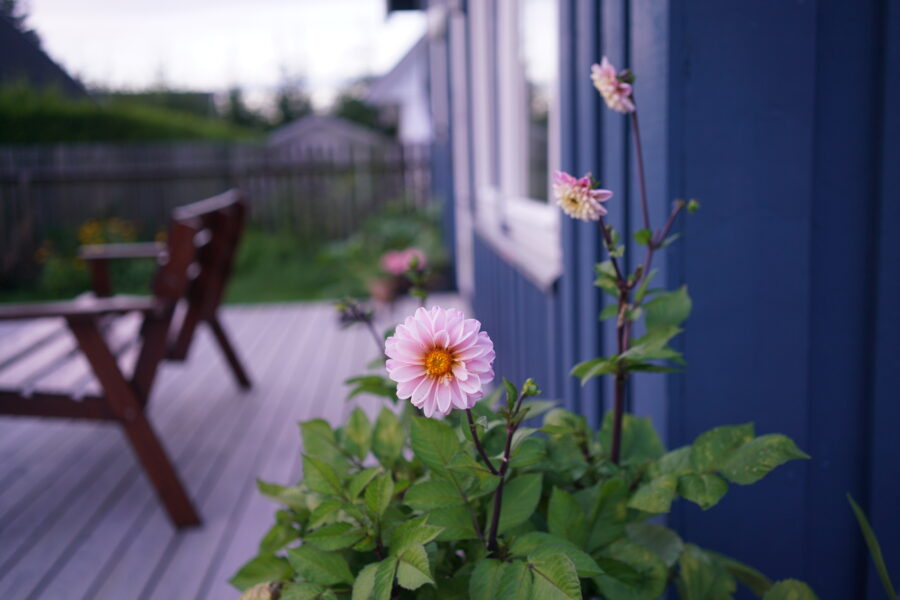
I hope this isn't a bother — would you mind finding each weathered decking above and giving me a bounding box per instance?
[0,296,462,600]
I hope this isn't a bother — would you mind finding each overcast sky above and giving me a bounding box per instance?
[26,0,426,106]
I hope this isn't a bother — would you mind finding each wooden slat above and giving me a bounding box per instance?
[0,319,67,372]
[0,307,264,598]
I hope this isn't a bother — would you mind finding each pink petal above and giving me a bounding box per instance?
[389,364,426,382]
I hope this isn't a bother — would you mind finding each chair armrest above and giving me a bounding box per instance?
[0,295,164,321]
[78,242,167,261]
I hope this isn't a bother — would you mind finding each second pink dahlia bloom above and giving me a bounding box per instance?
[552,171,613,222]
[380,247,427,276]
[385,306,495,418]
[591,57,635,114]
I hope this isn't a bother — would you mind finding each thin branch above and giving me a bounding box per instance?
[466,409,498,475]
[487,422,515,554]
[597,217,626,286]
[630,107,651,232]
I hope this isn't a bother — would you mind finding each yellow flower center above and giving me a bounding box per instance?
[424,348,454,378]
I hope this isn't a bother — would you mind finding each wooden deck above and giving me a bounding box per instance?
[0,296,463,600]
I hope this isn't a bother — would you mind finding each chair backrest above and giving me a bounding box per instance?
[167,189,248,358]
[151,218,201,303]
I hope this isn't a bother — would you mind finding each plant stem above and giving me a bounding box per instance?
[363,318,387,360]
[487,421,515,554]
[630,108,651,232]
[466,408,499,475]
[597,218,626,286]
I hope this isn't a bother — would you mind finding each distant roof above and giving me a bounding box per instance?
[365,36,427,105]
[268,114,391,148]
[0,15,87,97]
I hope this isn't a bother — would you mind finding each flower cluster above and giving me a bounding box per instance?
[552,171,612,222]
[380,247,426,276]
[385,306,494,418]
[591,56,635,114]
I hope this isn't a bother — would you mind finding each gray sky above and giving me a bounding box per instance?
[26,0,426,106]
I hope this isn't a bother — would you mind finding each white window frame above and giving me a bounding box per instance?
[468,0,562,291]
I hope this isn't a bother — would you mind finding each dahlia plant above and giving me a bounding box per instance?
[232,58,818,600]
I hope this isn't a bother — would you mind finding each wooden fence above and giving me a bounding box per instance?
[0,141,430,283]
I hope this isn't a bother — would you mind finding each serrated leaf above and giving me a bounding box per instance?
[626,523,684,568]
[306,522,365,551]
[348,468,380,499]
[509,531,604,577]
[677,544,737,600]
[280,582,333,600]
[763,579,819,600]
[257,480,306,512]
[497,560,533,598]
[628,474,678,514]
[372,408,404,468]
[594,539,668,600]
[503,378,519,408]
[635,269,658,304]
[548,487,587,547]
[287,545,354,586]
[570,356,618,385]
[690,423,755,473]
[308,499,342,529]
[344,407,372,460]
[388,516,443,554]
[345,375,398,400]
[352,563,378,600]
[301,420,348,474]
[469,559,505,600]
[529,553,582,600]
[365,473,394,519]
[657,446,692,475]
[229,554,293,592]
[410,417,463,474]
[303,455,345,497]
[374,557,398,600]
[644,285,692,330]
[425,505,478,541]
[259,511,299,553]
[490,473,542,534]
[397,544,433,590]
[720,434,809,485]
[679,473,729,510]
[404,480,465,511]
[598,412,664,465]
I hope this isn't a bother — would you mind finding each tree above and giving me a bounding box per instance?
[222,87,267,130]
[274,86,313,126]
[1,0,40,45]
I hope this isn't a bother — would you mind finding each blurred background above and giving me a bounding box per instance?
[0,1,898,599]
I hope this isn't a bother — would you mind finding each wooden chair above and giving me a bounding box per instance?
[0,219,202,527]
[79,189,252,389]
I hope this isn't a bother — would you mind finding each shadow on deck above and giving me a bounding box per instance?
[0,295,463,600]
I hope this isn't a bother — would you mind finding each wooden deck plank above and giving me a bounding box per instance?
[0,310,264,597]
[24,307,280,600]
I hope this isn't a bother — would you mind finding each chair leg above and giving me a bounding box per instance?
[121,411,201,528]
[208,314,252,390]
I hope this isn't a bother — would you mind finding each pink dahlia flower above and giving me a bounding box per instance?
[380,248,427,276]
[385,306,495,418]
[590,57,635,114]
[552,171,613,222]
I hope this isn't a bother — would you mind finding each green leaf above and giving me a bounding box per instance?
[676,544,737,600]
[503,378,519,409]
[491,473,542,534]
[497,560,533,598]
[518,399,558,420]
[634,228,653,245]
[548,487,587,547]
[690,423,755,473]
[371,408,404,468]
[644,285,692,330]
[352,563,378,600]
[286,545,354,586]
[848,494,897,600]
[308,499,342,529]
[599,303,619,321]
[509,531,604,577]
[720,434,809,485]
[301,420,348,474]
[280,583,334,600]
[425,505,478,541]
[388,516,443,554]
[657,446,692,476]
[582,478,630,551]
[257,480,306,512]
[404,480,465,511]
[259,511,300,553]
[348,468,380,500]
[763,580,819,600]
[594,261,621,296]
[635,269,658,304]
[470,559,505,600]
[374,557,398,600]
[594,539,668,600]
[626,523,684,568]
[303,455,345,497]
[570,357,618,385]
[306,522,366,551]
[229,554,293,591]
[345,375,398,400]
[628,474,678,514]
[396,544,434,590]
[598,412,664,465]
[344,407,372,460]
[529,552,582,600]
[410,417,463,474]
[678,473,729,510]
[365,473,394,520]
[709,552,773,597]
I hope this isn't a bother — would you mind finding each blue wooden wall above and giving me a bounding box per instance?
[555,0,900,597]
